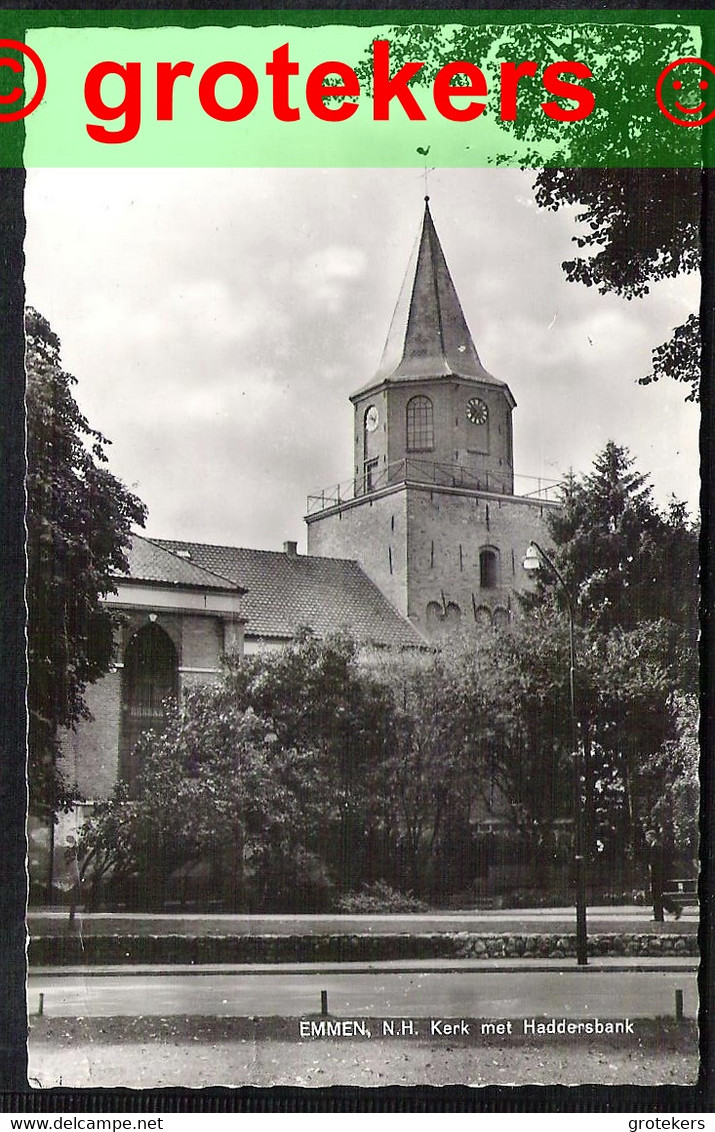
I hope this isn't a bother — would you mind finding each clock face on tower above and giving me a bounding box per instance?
[365,405,380,432]
[466,397,488,426]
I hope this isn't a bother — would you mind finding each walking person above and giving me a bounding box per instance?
[646,829,682,921]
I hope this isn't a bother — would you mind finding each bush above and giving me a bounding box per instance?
[335,881,429,914]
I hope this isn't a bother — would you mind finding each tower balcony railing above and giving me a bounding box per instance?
[306,457,563,515]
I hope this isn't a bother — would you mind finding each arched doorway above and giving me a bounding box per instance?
[120,622,178,793]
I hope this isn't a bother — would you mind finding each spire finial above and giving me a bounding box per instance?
[416,145,431,200]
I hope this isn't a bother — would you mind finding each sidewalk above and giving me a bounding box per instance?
[29,955,699,977]
[27,905,699,937]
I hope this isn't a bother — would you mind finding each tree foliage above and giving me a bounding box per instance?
[76,699,332,911]
[357,20,699,169]
[357,23,702,399]
[222,628,393,777]
[524,442,699,866]
[26,308,146,818]
[371,596,686,894]
[533,170,701,401]
[371,619,582,895]
[533,169,700,299]
[77,632,396,909]
[371,648,491,895]
[221,629,396,888]
[646,693,699,861]
[639,312,701,403]
[538,442,698,650]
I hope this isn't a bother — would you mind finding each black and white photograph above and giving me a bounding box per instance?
[22,165,701,1089]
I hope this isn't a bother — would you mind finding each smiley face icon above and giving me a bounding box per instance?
[656,56,715,127]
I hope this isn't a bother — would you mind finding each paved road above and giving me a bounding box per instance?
[28,964,699,1020]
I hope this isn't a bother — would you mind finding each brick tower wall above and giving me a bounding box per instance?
[404,485,558,636]
[306,488,410,616]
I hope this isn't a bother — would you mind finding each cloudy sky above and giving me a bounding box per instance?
[23,167,700,552]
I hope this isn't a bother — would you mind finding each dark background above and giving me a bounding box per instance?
[0,0,711,1113]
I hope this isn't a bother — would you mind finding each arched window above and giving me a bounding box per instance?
[406,395,434,452]
[479,547,499,589]
[120,622,178,793]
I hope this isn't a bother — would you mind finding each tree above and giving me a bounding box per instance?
[538,442,698,651]
[357,18,699,175]
[576,619,681,870]
[639,312,700,403]
[533,170,701,401]
[75,697,334,911]
[78,631,397,909]
[367,571,688,898]
[25,308,146,818]
[370,648,490,897]
[533,170,700,299]
[357,23,702,399]
[222,629,397,889]
[409,611,683,887]
[370,623,578,897]
[646,692,699,863]
[523,442,698,873]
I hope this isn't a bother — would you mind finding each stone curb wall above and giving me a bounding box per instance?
[29,932,699,966]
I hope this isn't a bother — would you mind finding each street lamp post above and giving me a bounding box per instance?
[523,541,588,967]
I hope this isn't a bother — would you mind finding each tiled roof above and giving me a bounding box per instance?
[150,539,425,648]
[123,535,245,592]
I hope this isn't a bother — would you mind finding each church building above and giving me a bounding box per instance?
[306,197,559,638]
[50,197,561,868]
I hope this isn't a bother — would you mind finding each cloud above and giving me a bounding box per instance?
[161,279,264,345]
[23,167,700,548]
[294,244,368,311]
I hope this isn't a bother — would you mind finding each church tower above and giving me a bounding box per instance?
[306,198,558,640]
[351,197,515,498]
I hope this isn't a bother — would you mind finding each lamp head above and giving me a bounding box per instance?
[523,543,541,574]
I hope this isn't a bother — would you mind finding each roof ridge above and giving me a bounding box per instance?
[156,536,294,556]
[152,536,369,569]
[362,198,509,394]
[137,537,425,648]
[424,199,447,365]
[136,534,244,590]
[349,560,429,644]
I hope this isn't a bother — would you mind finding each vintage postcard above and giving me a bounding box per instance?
[3,7,707,1107]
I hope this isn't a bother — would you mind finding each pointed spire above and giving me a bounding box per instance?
[374,198,501,387]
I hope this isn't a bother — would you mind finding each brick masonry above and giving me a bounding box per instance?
[405,485,558,636]
[180,614,224,672]
[307,484,559,638]
[59,610,232,805]
[61,672,122,800]
[352,378,514,496]
[307,488,409,616]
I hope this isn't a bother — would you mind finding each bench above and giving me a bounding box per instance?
[663,877,699,908]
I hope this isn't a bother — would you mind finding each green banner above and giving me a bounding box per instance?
[0,11,714,166]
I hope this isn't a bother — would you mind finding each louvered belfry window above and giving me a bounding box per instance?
[406,395,434,452]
